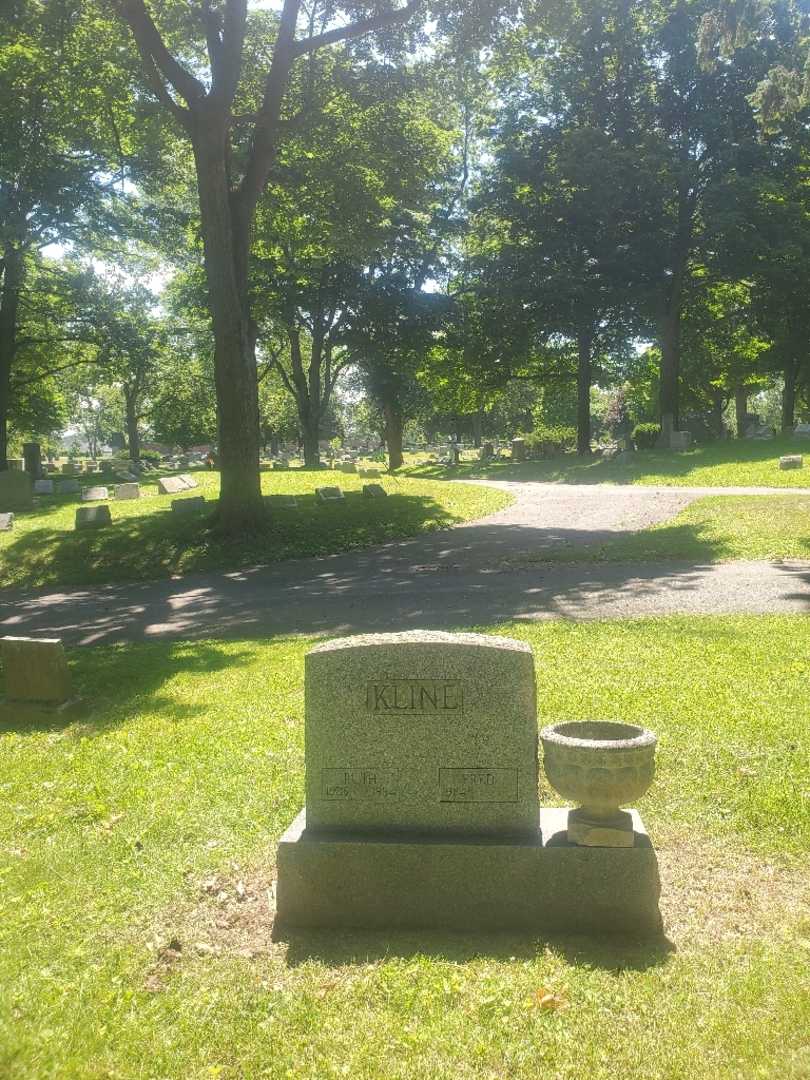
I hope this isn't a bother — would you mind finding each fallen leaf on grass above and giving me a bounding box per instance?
[530,986,569,1011]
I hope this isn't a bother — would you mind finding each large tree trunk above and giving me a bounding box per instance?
[471,409,483,449]
[576,327,593,456]
[0,245,23,472]
[658,304,681,444]
[301,413,320,468]
[710,389,725,438]
[124,390,141,463]
[782,363,797,432]
[735,385,749,438]
[192,118,263,527]
[383,400,404,471]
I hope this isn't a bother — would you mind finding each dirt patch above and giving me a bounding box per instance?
[143,837,809,988]
[143,863,278,991]
[656,833,810,950]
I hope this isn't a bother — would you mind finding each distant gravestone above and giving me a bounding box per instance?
[779,455,803,470]
[75,505,112,530]
[339,462,357,474]
[670,431,692,451]
[177,473,198,489]
[0,470,33,510]
[33,479,54,495]
[23,442,42,478]
[158,476,188,495]
[267,495,298,509]
[0,636,72,706]
[171,496,206,513]
[511,438,526,463]
[272,461,289,471]
[316,486,344,503]
[81,486,109,502]
[115,482,140,500]
[362,484,387,499]
[7,458,24,471]
[61,462,78,475]
[359,468,381,478]
[794,422,810,439]
[57,479,81,495]
[0,513,13,531]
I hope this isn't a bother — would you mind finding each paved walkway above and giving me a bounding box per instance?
[1,482,808,645]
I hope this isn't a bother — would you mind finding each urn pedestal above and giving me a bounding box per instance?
[540,721,657,848]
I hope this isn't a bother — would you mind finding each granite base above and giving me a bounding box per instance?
[274,807,662,938]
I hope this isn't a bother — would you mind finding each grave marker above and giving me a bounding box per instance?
[171,496,206,513]
[75,505,112,529]
[0,470,33,509]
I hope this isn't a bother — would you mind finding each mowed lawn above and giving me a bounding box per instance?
[1,617,808,1079]
[407,435,810,488]
[0,470,511,590]
[527,494,810,564]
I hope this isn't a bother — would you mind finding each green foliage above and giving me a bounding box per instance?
[519,424,577,458]
[632,423,662,450]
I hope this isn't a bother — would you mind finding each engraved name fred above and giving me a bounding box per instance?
[366,679,463,714]
[439,768,519,803]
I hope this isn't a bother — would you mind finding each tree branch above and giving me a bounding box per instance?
[209,0,247,107]
[236,0,301,217]
[290,1,422,58]
[117,0,206,108]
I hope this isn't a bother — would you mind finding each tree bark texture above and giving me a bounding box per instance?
[576,327,593,456]
[0,245,23,471]
[383,399,404,471]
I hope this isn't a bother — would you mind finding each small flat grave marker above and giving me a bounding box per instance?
[34,479,54,495]
[171,496,206,514]
[0,635,72,704]
[115,482,140,500]
[158,476,188,495]
[316,486,344,503]
[177,474,198,489]
[0,512,13,531]
[779,454,803,470]
[75,505,112,530]
[81,486,109,502]
[0,470,33,509]
[57,479,81,495]
[362,484,387,498]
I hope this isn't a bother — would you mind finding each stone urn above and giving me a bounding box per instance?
[540,721,657,847]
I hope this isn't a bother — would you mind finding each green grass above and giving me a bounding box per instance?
[0,469,510,590]
[2,617,809,1078]
[406,435,810,488]
[530,494,810,564]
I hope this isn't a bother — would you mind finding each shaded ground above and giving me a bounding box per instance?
[407,433,810,488]
[0,470,509,590]
[2,481,809,645]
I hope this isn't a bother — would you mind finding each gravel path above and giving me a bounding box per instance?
[1,481,808,645]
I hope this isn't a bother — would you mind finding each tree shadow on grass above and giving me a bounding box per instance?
[409,437,807,487]
[0,492,462,591]
[277,924,674,972]
[0,637,258,737]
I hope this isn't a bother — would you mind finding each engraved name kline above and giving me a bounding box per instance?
[366,679,463,714]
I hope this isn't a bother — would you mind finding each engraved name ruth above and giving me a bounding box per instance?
[366,679,463,713]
